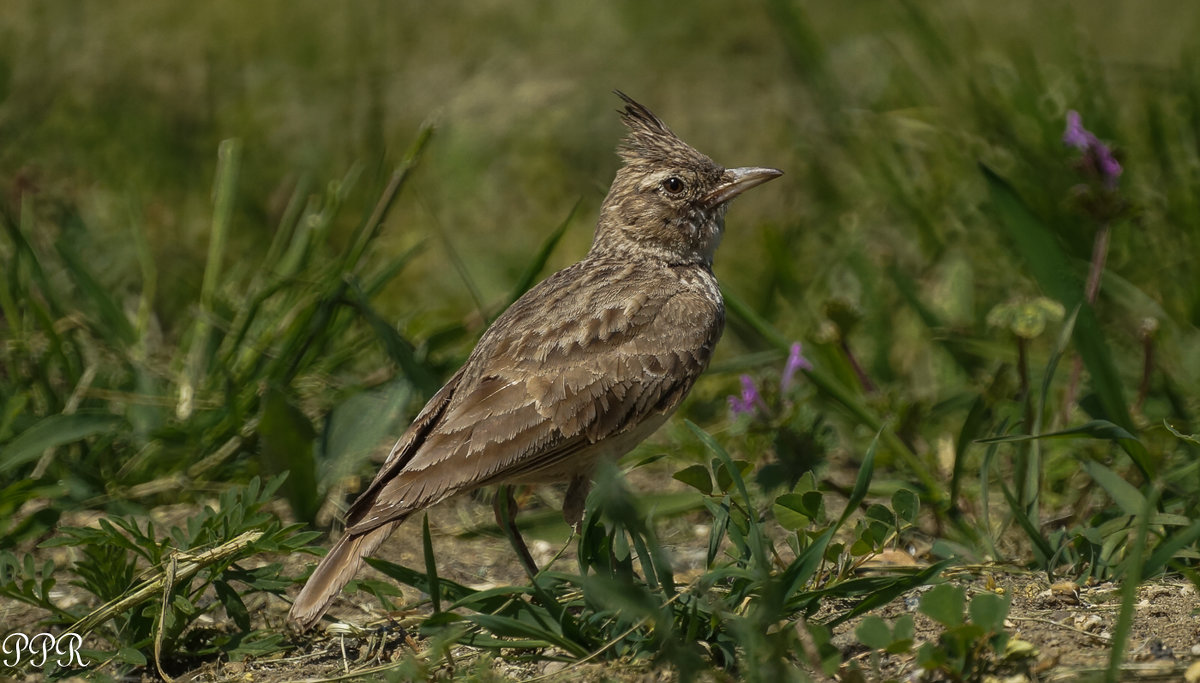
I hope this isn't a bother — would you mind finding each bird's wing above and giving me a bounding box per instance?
[345,261,723,533]
[341,366,465,525]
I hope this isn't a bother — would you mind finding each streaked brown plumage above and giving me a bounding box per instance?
[288,92,782,631]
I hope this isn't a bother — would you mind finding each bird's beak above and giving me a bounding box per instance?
[703,167,783,209]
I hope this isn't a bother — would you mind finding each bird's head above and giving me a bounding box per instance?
[591,91,782,266]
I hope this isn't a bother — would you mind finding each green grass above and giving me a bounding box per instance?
[2,1,1200,680]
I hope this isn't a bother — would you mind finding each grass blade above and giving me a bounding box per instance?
[840,428,880,525]
[1,413,126,473]
[422,514,441,614]
[1107,486,1155,682]
[1141,519,1200,579]
[258,386,318,524]
[55,228,137,346]
[976,419,1137,444]
[343,123,435,273]
[179,139,242,420]
[201,139,242,308]
[503,198,581,312]
[824,560,952,627]
[685,421,767,574]
[344,283,442,397]
[365,557,478,604]
[1080,460,1146,517]
[997,478,1054,569]
[463,613,590,659]
[781,429,880,601]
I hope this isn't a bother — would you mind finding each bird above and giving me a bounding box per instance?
[288,91,782,631]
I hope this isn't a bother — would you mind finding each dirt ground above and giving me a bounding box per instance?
[827,573,1200,682]
[5,468,1200,682]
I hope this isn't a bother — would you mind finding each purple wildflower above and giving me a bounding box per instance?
[1096,150,1122,184]
[780,342,813,392]
[1063,110,1122,189]
[1062,110,1091,149]
[728,374,763,417]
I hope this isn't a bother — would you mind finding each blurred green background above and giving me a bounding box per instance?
[3,0,1199,519]
[3,0,1195,348]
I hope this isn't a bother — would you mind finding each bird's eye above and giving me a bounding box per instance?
[662,176,685,194]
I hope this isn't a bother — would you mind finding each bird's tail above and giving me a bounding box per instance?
[288,520,401,631]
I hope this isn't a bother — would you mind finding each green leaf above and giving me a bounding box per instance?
[773,493,813,531]
[76,649,110,666]
[1,413,127,473]
[855,616,892,650]
[0,392,29,443]
[892,489,919,524]
[919,584,964,628]
[866,503,894,527]
[1165,420,1200,446]
[849,537,873,557]
[214,581,250,631]
[464,613,589,658]
[1108,484,1156,678]
[799,620,843,677]
[202,139,242,306]
[976,419,1136,444]
[115,647,147,666]
[715,459,753,494]
[172,593,196,616]
[892,613,915,644]
[672,464,712,495]
[968,592,1010,633]
[703,496,730,568]
[917,641,944,669]
[953,378,1006,512]
[449,584,535,612]
[841,430,879,526]
[1142,519,1200,579]
[226,632,286,660]
[258,386,319,524]
[1081,459,1146,517]
[361,241,425,298]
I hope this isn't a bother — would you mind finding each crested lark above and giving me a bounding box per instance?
[289,92,781,630]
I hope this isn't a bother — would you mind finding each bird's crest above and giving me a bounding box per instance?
[615,91,712,169]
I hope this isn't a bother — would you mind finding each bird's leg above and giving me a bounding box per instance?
[494,484,540,580]
[562,474,592,533]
